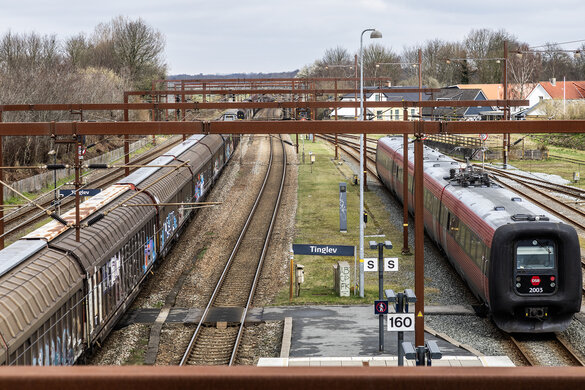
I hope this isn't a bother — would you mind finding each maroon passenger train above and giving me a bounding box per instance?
[376,136,582,333]
[0,134,238,365]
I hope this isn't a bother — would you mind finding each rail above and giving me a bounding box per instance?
[180,135,286,366]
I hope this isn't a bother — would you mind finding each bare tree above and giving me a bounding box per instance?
[508,43,541,98]
[541,43,574,80]
[362,43,401,85]
[110,16,166,89]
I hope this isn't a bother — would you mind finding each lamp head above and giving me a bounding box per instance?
[370,30,382,39]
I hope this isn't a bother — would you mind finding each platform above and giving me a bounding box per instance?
[260,304,515,367]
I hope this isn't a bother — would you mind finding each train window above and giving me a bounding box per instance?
[516,240,555,270]
[449,214,459,232]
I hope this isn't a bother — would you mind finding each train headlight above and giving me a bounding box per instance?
[460,163,467,170]
[550,282,556,287]
[516,283,521,288]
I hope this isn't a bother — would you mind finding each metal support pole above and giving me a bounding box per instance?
[334,79,339,159]
[289,251,294,303]
[503,41,509,169]
[123,93,130,177]
[75,134,82,242]
[402,133,410,255]
[364,137,368,192]
[397,293,404,366]
[354,249,357,296]
[354,55,358,120]
[378,243,384,352]
[414,131,425,347]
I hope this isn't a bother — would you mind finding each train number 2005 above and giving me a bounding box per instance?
[529,287,544,293]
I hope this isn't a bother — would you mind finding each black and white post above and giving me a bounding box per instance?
[370,240,392,351]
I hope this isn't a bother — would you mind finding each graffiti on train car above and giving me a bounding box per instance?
[33,328,79,366]
[160,212,178,249]
[225,140,232,160]
[104,253,121,290]
[195,173,205,200]
[144,237,156,272]
[214,158,220,176]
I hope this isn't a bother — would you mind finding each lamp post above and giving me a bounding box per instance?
[359,28,382,298]
[376,50,423,255]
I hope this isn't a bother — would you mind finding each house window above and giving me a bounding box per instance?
[377,110,383,120]
[410,109,415,119]
[394,109,400,120]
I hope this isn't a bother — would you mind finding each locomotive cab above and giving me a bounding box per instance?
[514,239,558,320]
[489,222,582,333]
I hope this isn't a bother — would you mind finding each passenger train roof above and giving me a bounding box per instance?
[380,136,562,229]
[118,135,205,186]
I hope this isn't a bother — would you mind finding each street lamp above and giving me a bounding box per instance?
[359,28,382,298]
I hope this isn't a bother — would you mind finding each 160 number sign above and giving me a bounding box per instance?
[387,313,415,331]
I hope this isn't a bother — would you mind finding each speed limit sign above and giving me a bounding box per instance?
[479,134,488,141]
[387,313,415,331]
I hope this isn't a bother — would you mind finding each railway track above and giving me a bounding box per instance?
[509,333,585,366]
[2,136,183,242]
[315,134,379,182]
[180,134,286,366]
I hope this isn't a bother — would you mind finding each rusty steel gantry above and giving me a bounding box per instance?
[1,77,584,354]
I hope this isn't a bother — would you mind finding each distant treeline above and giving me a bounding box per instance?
[169,71,299,80]
[0,16,166,169]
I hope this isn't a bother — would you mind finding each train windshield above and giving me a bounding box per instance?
[516,240,555,270]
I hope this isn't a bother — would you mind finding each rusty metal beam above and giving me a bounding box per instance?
[0,100,529,112]
[124,88,441,95]
[0,120,585,136]
[1,366,585,390]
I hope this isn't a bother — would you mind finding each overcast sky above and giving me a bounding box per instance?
[2,0,584,75]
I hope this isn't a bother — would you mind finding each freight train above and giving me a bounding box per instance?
[0,134,238,365]
[376,136,582,333]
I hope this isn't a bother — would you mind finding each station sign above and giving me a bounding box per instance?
[60,189,101,198]
[387,313,415,331]
[364,257,399,272]
[292,244,355,257]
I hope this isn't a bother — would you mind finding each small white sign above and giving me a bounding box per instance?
[387,313,415,331]
[364,258,399,272]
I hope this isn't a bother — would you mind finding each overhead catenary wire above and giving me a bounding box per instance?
[84,160,190,227]
[0,179,69,226]
[529,38,585,50]
[0,135,181,224]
